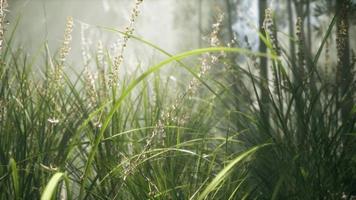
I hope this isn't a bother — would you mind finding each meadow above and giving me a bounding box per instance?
[0,0,355,199]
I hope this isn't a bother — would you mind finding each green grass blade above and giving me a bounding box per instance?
[41,172,66,200]
[312,14,337,65]
[8,158,20,199]
[271,175,284,200]
[196,144,271,200]
[80,47,276,194]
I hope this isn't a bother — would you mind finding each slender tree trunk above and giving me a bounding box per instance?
[336,0,352,125]
[288,0,296,70]
[198,0,202,47]
[225,0,234,42]
[294,0,308,145]
[306,0,312,53]
[224,0,241,126]
[259,0,269,126]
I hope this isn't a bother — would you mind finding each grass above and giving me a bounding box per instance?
[0,1,355,200]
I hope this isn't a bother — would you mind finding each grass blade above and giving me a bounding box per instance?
[196,144,271,200]
[8,158,20,199]
[41,172,67,200]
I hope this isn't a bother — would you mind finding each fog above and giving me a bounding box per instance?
[9,0,222,75]
[8,0,356,75]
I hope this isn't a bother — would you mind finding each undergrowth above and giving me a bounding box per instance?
[0,0,355,199]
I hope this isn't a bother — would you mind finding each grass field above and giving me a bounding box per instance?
[0,0,355,199]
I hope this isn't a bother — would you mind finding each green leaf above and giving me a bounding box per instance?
[313,14,337,66]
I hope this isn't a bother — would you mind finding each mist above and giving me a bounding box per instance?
[9,0,219,73]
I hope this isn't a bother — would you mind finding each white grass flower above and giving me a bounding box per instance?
[47,118,60,124]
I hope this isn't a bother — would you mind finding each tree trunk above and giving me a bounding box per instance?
[225,0,234,42]
[198,0,202,47]
[336,0,352,125]
[306,0,312,53]
[259,0,269,127]
[288,0,296,70]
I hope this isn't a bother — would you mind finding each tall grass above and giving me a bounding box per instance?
[0,1,355,200]
[220,7,356,199]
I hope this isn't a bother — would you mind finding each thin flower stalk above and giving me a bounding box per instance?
[48,16,74,124]
[296,17,305,79]
[119,14,225,181]
[108,0,144,88]
[263,8,280,55]
[52,16,74,90]
[96,40,108,99]
[80,22,97,108]
[0,0,8,52]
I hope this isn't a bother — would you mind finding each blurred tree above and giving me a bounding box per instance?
[335,0,353,127]
[259,0,269,127]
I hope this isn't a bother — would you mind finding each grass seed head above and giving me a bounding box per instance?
[96,40,108,98]
[296,17,306,75]
[263,8,280,55]
[109,0,144,88]
[84,66,98,108]
[0,0,9,52]
[52,16,74,91]
[59,16,74,64]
